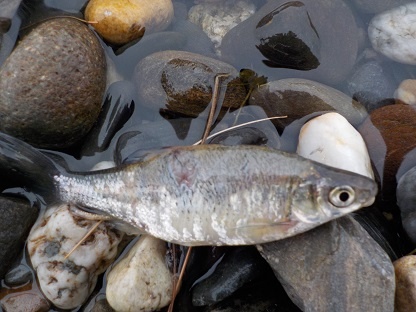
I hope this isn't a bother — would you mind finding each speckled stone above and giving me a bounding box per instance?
[1,293,50,312]
[394,255,416,312]
[0,18,106,149]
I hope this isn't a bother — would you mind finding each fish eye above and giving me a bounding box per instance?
[329,186,355,208]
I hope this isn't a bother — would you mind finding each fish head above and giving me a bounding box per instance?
[290,167,378,225]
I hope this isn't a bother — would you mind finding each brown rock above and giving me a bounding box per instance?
[394,255,416,312]
[1,293,50,312]
[359,104,416,201]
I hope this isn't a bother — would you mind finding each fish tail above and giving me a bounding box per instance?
[0,132,61,202]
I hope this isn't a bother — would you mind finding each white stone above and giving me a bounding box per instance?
[27,204,123,309]
[106,235,173,312]
[296,112,374,179]
[188,0,256,52]
[368,3,416,64]
[91,160,116,171]
[395,79,416,105]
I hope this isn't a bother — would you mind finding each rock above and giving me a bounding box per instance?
[106,235,173,312]
[350,0,413,14]
[91,299,116,312]
[297,112,374,179]
[397,166,416,243]
[359,104,416,201]
[0,0,22,20]
[4,264,32,287]
[249,78,368,132]
[394,255,416,312]
[220,0,358,85]
[188,0,256,52]
[133,50,246,118]
[27,203,123,309]
[0,18,106,149]
[395,79,416,105]
[257,215,395,312]
[85,0,174,45]
[1,293,50,312]
[0,196,38,280]
[369,3,416,65]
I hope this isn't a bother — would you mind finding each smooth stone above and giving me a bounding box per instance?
[27,203,123,309]
[133,50,246,118]
[249,78,368,132]
[351,0,414,14]
[359,104,416,201]
[1,293,50,312]
[85,0,174,45]
[394,255,416,312]
[220,0,358,85]
[297,112,374,179]
[369,3,416,65]
[0,0,22,19]
[257,215,395,312]
[4,264,32,287]
[188,0,256,51]
[0,196,38,280]
[0,18,106,149]
[106,235,173,312]
[395,79,416,105]
[397,166,416,243]
[346,61,396,112]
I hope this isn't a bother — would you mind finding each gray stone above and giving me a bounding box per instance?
[0,18,106,149]
[4,264,32,286]
[397,166,416,243]
[257,215,395,312]
[350,0,414,14]
[0,0,22,19]
[0,196,38,279]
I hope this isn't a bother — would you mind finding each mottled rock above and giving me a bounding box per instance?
[0,196,38,280]
[188,0,256,51]
[257,215,395,312]
[249,78,368,132]
[1,293,50,312]
[394,255,416,312]
[85,0,174,45]
[359,104,416,201]
[0,18,106,149]
[351,0,414,14]
[133,50,246,118]
[221,0,358,85]
[369,3,416,64]
[106,235,173,312]
[28,203,123,309]
[297,112,374,179]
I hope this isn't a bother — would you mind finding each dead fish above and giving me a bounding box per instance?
[0,132,377,246]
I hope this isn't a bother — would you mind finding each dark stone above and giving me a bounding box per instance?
[257,215,395,312]
[0,17,106,149]
[4,264,33,287]
[0,196,38,279]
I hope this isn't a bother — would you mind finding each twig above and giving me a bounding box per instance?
[64,220,103,260]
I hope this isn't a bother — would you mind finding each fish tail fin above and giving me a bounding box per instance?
[0,132,61,203]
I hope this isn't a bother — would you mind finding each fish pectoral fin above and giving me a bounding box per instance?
[231,220,299,241]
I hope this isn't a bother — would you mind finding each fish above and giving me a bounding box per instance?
[0,132,377,246]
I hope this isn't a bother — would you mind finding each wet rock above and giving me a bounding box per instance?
[0,0,22,20]
[350,0,414,14]
[297,112,374,179]
[397,166,416,243]
[4,264,32,287]
[27,203,123,309]
[220,0,358,85]
[394,255,416,312]
[257,215,395,312]
[1,293,50,312]
[188,0,256,51]
[85,0,174,45]
[359,104,416,201]
[249,78,368,132]
[133,50,246,118]
[395,79,416,105]
[0,18,106,149]
[369,3,416,65]
[91,299,116,312]
[0,196,38,280]
[106,235,173,312]
[346,61,396,112]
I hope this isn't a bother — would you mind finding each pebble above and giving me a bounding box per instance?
[257,215,395,312]
[1,293,50,312]
[397,166,416,244]
[27,203,123,309]
[133,50,246,118]
[0,0,22,20]
[369,3,416,64]
[106,235,173,312]
[188,0,256,52]
[0,18,106,149]
[395,79,416,105]
[394,255,416,312]
[351,0,414,14]
[4,264,32,287]
[220,0,358,85]
[0,196,38,280]
[249,78,368,132]
[297,112,374,179]
[85,0,174,45]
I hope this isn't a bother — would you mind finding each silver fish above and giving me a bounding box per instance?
[0,134,377,246]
